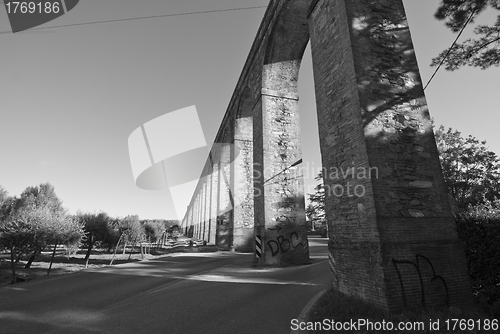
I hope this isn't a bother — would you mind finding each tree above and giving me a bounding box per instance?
[119,215,145,257]
[0,205,83,282]
[304,125,500,219]
[435,125,500,209]
[16,183,65,214]
[456,200,500,309]
[165,220,181,238]
[46,214,84,275]
[101,217,121,253]
[1,183,84,277]
[0,214,33,283]
[77,212,111,267]
[0,185,8,204]
[0,186,14,222]
[306,173,326,233]
[141,220,166,246]
[12,183,67,268]
[1,187,22,280]
[432,0,500,70]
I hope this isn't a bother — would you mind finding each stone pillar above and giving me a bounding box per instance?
[201,179,206,241]
[255,66,309,265]
[253,97,265,253]
[209,160,219,245]
[205,168,213,245]
[195,194,200,240]
[190,196,198,238]
[309,0,471,310]
[231,91,255,252]
[217,143,232,250]
[253,0,312,266]
[198,192,203,240]
[183,211,187,236]
[203,178,210,242]
[187,205,193,237]
[180,216,186,237]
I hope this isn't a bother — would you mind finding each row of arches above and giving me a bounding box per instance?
[181,0,471,311]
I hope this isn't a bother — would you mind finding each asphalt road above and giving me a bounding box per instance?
[0,237,329,334]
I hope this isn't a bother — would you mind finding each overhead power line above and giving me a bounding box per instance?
[263,159,303,185]
[423,9,477,91]
[0,5,268,34]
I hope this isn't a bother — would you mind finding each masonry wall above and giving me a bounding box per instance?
[180,0,472,311]
[309,0,471,310]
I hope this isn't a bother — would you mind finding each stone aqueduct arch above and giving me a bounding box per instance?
[181,0,471,311]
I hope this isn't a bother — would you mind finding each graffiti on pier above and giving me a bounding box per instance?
[392,254,449,308]
[267,232,308,256]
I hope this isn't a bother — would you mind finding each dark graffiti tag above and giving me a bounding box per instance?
[392,254,449,308]
[267,232,307,256]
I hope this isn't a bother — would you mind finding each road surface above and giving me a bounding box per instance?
[0,237,329,334]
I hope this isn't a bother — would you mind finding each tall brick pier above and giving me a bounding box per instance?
[181,0,471,311]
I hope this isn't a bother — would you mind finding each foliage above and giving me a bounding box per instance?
[14,206,63,250]
[306,172,325,225]
[120,215,145,245]
[15,183,65,215]
[165,220,181,237]
[77,212,112,262]
[1,183,76,268]
[303,124,500,313]
[53,215,85,246]
[1,184,82,249]
[0,185,8,204]
[0,214,33,283]
[101,217,121,252]
[164,220,180,231]
[306,287,491,334]
[0,213,34,257]
[0,186,15,222]
[141,220,166,243]
[433,0,500,70]
[433,124,500,312]
[0,202,83,282]
[434,125,500,208]
[456,201,500,311]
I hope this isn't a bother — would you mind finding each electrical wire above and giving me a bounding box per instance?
[263,159,303,185]
[0,5,268,34]
[423,9,477,91]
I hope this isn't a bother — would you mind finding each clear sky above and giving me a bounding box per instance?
[1,1,499,220]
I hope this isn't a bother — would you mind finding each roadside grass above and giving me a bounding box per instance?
[305,288,497,334]
[0,245,218,285]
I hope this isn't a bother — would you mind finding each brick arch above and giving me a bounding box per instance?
[264,0,311,65]
[236,86,255,119]
[263,0,311,95]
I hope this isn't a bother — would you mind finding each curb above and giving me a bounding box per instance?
[290,289,327,334]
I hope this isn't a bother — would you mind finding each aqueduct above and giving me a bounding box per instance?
[180,0,471,311]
